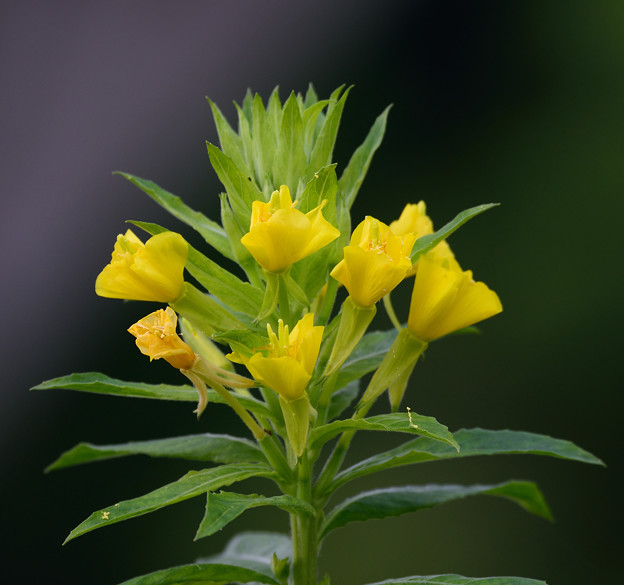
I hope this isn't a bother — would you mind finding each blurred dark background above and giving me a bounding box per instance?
[1,1,621,584]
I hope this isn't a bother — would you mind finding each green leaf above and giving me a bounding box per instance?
[339,105,391,208]
[65,462,272,543]
[206,530,292,566]
[326,380,360,421]
[364,576,546,585]
[309,412,458,451]
[302,99,330,158]
[252,93,277,187]
[116,561,280,585]
[333,428,604,490]
[129,220,263,317]
[116,172,234,261]
[272,91,307,193]
[307,86,351,179]
[335,328,398,390]
[321,481,551,539]
[207,97,252,177]
[196,491,315,539]
[47,434,265,472]
[33,372,271,417]
[410,203,499,263]
[206,142,263,226]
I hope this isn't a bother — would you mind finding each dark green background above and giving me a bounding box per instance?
[1,1,620,584]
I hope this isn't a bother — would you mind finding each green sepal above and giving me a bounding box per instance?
[324,296,377,376]
[410,203,499,264]
[320,481,551,539]
[279,393,313,458]
[171,282,246,338]
[257,271,280,320]
[359,328,427,408]
[115,172,234,261]
[195,491,315,540]
[46,433,265,472]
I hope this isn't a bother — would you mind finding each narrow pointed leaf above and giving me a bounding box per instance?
[115,172,233,261]
[65,463,273,543]
[339,105,391,208]
[33,372,271,417]
[410,203,499,263]
[333,428,604,490]
[206,530,291,566]
[47,434,265,472]
[116,561,280,585]
[309,412,458,451]
[273,91,306,192]
[365,576,546,585]
[196,491,315,539]
[207,97,251,176]
[321,481,551,539]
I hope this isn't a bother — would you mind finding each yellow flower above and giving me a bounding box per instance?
[390,202,460,274]
[128,307,196,370]
[230,313,323,400]
[407,255,502,341]
[240,185,340,273]
[95,230,188,302]
[330,216,416,307]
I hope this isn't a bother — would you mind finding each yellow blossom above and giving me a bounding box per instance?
[390,202,460,274]
[407,255,502,341]
[128,307,196,370]
[240,185,340,273]
[330,216,416,307]
[96,230,188,302]
[230,313,323,400]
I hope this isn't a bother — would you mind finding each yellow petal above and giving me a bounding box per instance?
[246,354,310,400]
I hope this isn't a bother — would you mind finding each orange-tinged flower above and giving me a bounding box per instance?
[240,185,340,273]
[390,202,460,274]
[128,307,196,370]
[407,255,502,341]
[330,216,416,307]
[229,313,323,400]
[96,230,187,302]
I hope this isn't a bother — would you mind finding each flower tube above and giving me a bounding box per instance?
[95,230,188,302]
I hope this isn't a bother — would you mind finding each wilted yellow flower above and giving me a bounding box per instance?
[240,185,340,273]
[390,202,460,274]
[128,307,196,370]
[407,255,502,341]
[230,313,323,400]
[330,216,416,307]
[96,230,188,302]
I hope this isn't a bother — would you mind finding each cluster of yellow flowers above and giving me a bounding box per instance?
[95,186,501,449]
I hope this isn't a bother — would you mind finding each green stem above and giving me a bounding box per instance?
[290,451,318,585]
[278,274,293,326]
[383,293,402,331]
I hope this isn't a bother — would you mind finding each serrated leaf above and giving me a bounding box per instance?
[320,481,551,539]
[333,428,604,490]
[365,576,546,585]
[309,412,458,451]
[116,172,233,261]
[65,463,273,543]
[196,491,314,539]
[116,561,280,585]
[339,105,391,208]
[410,203,499,263]
[47,434,265,472]
[129,220,263,317]
[33,372,271,417]
[272,91,306,193]
[335,328,398,389]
